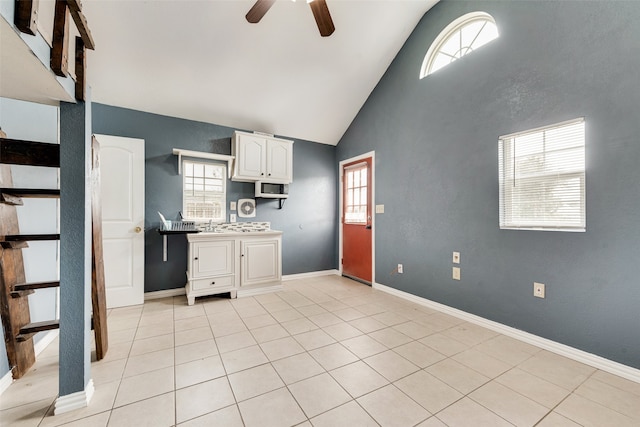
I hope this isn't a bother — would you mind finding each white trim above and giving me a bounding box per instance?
[172,148,234,177]
[54,379,95,415]
[420,11,498,79]
[0,370,13,395]
[145,270,340,301]
[338,151,376,284]
[144,288,186,301]
[282,269,340,281]
[373,282,640,384]
[237,284,284,298]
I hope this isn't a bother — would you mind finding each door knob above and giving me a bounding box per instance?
[135,226,142,233]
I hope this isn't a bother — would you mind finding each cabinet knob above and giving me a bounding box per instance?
[211,281,215,285]
[261,173,264,176]
[268,173,271,176]
[194,257,198,260]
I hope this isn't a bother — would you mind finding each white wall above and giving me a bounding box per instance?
[0,97,60,350]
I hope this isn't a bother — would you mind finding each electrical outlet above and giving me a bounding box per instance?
[230,201,237,211]
[452,267,461,280]
[534,282,545,298]
[376,204,385,214]
[452,251,460,264]
[397,264,403,274]
[230,213,237,223]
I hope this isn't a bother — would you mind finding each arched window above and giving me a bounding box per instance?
[420,12,498,78]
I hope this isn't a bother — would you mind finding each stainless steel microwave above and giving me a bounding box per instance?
[255,181,289,198]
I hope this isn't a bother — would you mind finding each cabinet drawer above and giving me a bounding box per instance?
[191,275,234,291]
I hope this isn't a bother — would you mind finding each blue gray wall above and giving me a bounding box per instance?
[92,104,337,292]
[336,0,640,369]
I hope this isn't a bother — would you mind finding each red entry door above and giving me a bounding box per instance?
[342,157,372,283]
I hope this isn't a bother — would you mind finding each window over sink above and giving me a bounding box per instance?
[182,159,226,222]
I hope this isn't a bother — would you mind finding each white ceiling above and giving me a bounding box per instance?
[82,0,438,146]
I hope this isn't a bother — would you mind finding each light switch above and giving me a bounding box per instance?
[452,267,461,280]
[375,204,385,214]
[230,214,237,223]
[230,201,237,211]
[453,251,460,264]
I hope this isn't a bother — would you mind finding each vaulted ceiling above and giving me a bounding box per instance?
[83,0,438,146]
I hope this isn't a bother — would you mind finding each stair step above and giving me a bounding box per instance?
[14,281,61,291]
[16,320,60,342]
[11,281,60,298]
[0,138,60,167]
[1,188,60,198]
[1,234,60,242]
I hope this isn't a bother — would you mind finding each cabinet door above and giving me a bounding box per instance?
[191,240,235,279]
[236,134,266,179]
[241,239,281,287]
[266,139,293,182]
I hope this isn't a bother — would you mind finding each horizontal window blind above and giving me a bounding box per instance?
[499,118,585,231]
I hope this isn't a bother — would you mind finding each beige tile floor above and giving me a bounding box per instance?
[2,275,640,426]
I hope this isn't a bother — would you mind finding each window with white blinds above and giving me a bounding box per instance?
[182,160,226,222]
[498,118,585,231]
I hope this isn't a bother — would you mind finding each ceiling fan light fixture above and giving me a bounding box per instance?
[247,0,334,37]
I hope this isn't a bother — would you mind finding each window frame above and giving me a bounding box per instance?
[498,118,586,232]
[181,159,227,223]
[420,11,498,79]
[343,161,369,225]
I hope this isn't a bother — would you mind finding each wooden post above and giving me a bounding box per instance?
[51,0,70,77]
[91,136,108,360]
[14,0,40,35]
[75,36,86,101]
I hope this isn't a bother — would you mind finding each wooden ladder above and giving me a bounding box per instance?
[0,131,108,379]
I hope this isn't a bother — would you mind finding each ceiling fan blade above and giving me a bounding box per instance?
[246,0,276,24]
[309,0,335,37]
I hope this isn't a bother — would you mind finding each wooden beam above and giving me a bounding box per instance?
[91,136,108,360]
[51,0,70,77]
[0,155,36,379]
[74,36,86,101]
[14,0,40,35]
[66,0,95,50]
[0,138,60,167]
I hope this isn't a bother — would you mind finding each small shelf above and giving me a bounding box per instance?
[172,149,234,178]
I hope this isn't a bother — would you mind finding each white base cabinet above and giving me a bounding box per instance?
[241,237,281,290]
[186,231,282,305]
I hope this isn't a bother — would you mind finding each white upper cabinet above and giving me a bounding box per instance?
[232,131,293,183]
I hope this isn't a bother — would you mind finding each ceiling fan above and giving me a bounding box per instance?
[246,0,335,37]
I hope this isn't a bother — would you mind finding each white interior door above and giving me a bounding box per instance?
[95,134,145,308]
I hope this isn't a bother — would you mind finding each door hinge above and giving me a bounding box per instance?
[341,258,343,265]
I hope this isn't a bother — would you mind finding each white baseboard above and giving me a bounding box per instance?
[373,282,640,384]
[0,329,60,396]
[0,369,13,395]
[144,269,340,301]
[237,285,284,298]
[282,269,340,281]
[54,379,95,415]
[144,287,186,301]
